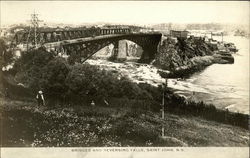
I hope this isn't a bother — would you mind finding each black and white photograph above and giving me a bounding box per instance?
[0,1,249,158]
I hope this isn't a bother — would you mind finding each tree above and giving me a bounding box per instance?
[39,57,70,100]
[0,38,7,57]
[13,47,55,89]
[0,38,14,67]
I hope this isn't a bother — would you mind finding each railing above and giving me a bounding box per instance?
[14,28,132,44]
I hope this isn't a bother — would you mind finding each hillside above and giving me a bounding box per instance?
[0,97,248,147]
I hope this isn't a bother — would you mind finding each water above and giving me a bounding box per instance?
[87,36,249,114]
[168,36,249,114]
[86,59,166,87]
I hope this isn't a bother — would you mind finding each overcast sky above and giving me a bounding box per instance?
[1,1,249,26]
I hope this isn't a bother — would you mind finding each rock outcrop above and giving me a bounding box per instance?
[154,36,234,78]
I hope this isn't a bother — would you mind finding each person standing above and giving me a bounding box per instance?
[36,90,45,106]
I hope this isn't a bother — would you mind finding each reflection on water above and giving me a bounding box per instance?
[168,36,249,114]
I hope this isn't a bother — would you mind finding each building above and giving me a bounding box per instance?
[170,30,189,39]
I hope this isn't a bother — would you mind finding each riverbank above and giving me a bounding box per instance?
[158,54,234,78]
[1,97,249,147]
[154,36,235,78]
[163,36,249,114]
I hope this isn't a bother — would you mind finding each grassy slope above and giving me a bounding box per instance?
[0,97,249,147]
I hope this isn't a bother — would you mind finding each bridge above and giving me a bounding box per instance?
[14,27,132,44]
[15,28,162,63]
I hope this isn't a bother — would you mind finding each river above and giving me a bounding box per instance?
[168,36,249,114]
[87,36,249,114]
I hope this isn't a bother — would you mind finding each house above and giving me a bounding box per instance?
[170,30,189,39]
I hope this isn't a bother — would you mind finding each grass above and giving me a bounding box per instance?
[0,97,249,147]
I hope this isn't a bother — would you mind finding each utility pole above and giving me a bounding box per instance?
[161,87,165,137]
[26,11,43,50]
[221,32,223,42]
[161,80,167,138]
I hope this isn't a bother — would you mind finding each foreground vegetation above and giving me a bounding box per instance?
[1,98,249,147]
[0,45,249,147]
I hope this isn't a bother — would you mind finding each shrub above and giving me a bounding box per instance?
[13,47,55,90]
[0,38,15,68]
[113,117,159,146]
[64,63,152,104]
[39,57,70,101]
[14,47,54,73]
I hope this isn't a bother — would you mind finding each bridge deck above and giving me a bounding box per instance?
[43,33,161,48]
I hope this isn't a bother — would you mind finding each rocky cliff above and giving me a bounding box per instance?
[154,36,234,78]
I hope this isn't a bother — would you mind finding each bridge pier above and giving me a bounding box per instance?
[117,40,127,61]
[139,47,157,63]
[112,41,119,59]
[108,40,128,61]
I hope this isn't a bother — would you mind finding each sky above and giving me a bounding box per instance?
[0,1,249,26]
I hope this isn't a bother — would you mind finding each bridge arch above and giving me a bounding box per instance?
[59,33,162,63]
[92,39,143,61]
